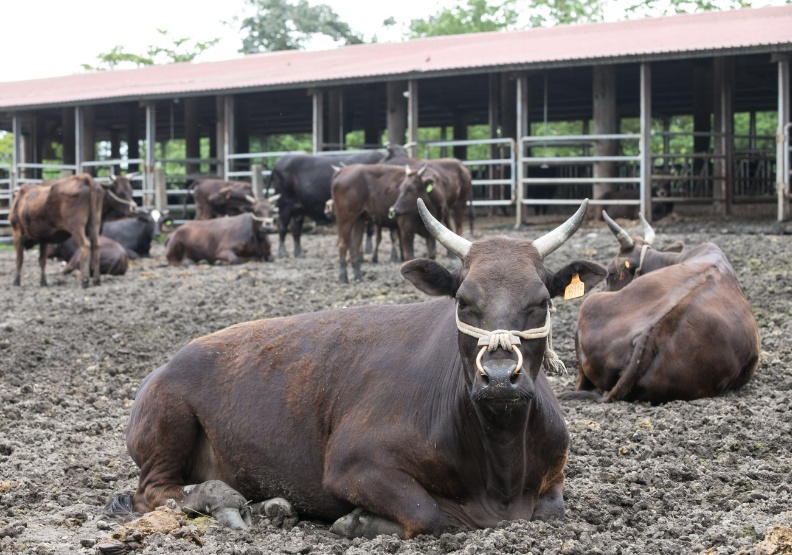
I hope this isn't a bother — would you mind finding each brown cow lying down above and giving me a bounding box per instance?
[165,203,274,265]
[562,212,760,404]
[49,236,129,276]
[105,200,606,539]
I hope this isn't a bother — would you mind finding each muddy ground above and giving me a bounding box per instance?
[0,211,790,555]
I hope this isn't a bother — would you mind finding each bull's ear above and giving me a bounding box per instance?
[401,259,458,297]
[546,261,607,299]
[662,240,684,253]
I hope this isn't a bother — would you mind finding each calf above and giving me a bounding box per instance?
[105,199,605,539]
[165,201,274,265]
[563,211,760,404]
[10,174,103,287]
[186,179,256,220]
[331,164,436,282]
[49,236,129,276]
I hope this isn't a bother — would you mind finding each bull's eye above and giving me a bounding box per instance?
[456,297,468,310]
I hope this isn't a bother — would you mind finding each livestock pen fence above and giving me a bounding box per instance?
[0,127,787,229]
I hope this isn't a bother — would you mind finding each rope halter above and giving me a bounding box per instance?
[455,301,567,377]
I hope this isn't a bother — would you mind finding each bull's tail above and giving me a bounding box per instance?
[103,493,140,523]
[557,389,606,403]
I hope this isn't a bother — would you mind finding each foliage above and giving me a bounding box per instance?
[0,132,12,166]
[409,0,521,38]
[237,0,363,53]
[82,29,220,71]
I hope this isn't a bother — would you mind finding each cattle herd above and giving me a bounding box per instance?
[2,146,784,553]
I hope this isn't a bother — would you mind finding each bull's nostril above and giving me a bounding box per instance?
[510,371,520,385]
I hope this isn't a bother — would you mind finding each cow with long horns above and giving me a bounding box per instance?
[562,211,760,404]
[105,200,606,539]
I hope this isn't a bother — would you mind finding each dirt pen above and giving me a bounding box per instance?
[0,212,790,554]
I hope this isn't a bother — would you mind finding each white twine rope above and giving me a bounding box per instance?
[455,302,567,375]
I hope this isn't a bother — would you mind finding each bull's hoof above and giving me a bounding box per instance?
[92,278,102,287]
[80,278,89,288]
[330,508,403,539]
[12,278,20,286]
[250,497,298,528]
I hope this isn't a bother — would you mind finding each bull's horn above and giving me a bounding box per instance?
[331,164,342,173]
[245,195,257,204]
[125,172,139,179]
[417,198,471,259]
[217,186,232,194]
[639,213,655,245]
[109,172,117,181]
[417,165,428,176]
[267,194,281,204]
[250,213,267,222]
[532,200,589,259]
[405,165,415,176]
[602,210,635,250]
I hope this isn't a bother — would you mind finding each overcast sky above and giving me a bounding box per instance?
[2,0,455,82]
[3,0,789,83]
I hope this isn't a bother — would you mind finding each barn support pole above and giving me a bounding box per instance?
[222,96,235,181]
[10,114,20,191]
[144,102,156,208]
[75,106,84,174]
[62,108,76,168]
[640,62,653,221]
[452,113,467,161]
[214,97,225,177]
[327,89,343,150]
[693,60,713,180]
[22,114,35,179]
[184,97,200,178]
[488,75,500,191]
[593,65,618,201]
[110,129,121,163]
[386,81,408,149]
[778,58,791,222]
[363,85,379,147]
[235,98,249,160]
[127,105,140,173]
[713,57,734,216]
[515,74,529,228]
[312,89,324,153]
[407,80,419,158]
[80,106,95,175]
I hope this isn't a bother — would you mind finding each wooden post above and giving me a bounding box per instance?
[640,63,653,221]
[185,97,200,178]
[154,167,168,212]
[81,106,96,174]
[363,85,379,147]
[127,105,140,173]
[593,65,617,200]
[251,163,264,199]
[62,108,76,167]
[713,57,734,216]
[222,96,235,181]
[327,89,342,149]
[778,59,791,222]
[11,114,20,191]
[453,113,467,161]
[215,96,225,176]
[386,81,407,148]
[693,60,713,179]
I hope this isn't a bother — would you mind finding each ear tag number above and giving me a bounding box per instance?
[564,274,585,300]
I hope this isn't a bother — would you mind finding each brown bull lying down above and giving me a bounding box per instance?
[106,200,606,539]
[165,201,275,265]
[562,212,760,404]
[186,179,263,220]
[49,236,129,276]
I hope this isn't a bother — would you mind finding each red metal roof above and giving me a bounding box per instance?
[2,5,791,110]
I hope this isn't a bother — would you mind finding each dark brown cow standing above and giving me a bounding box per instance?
[165,200,275,265]
[10,174,103,287]
[331,164,438,283]
[388,158,474,239]
[186,180,256,220]
[564,211,760,404]
[49,236,129,276]
[106,200,606,540]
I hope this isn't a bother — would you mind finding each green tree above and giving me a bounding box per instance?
[82,29,220,71]
[409,0,521,38]
[237,0,363,53]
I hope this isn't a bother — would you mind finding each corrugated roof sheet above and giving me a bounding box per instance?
[2,5,791,110]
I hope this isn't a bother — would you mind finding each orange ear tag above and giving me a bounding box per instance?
[564,274,585,300]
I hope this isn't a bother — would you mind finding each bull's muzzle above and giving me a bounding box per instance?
[475,334,523,377]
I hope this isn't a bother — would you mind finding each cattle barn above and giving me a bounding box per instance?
[0,5,791,229]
